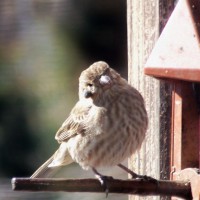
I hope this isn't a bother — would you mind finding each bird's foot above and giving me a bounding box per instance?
[117,164,157,183]
[95,174,113,198]
[132,174,158,184]
[92,167,113,197]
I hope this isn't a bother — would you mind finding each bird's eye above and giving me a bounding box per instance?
[99,75,111,85]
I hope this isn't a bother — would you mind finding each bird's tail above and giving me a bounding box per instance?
[30,153,59,178]
[30,143,74,178]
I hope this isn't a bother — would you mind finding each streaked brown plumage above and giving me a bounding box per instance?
[31,61,148,179]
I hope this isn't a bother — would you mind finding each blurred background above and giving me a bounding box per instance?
[0,0,127,199]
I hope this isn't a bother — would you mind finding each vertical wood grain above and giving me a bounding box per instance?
[127,0,175,199]
[127,1,160,200]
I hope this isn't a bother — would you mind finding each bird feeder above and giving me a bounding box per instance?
[145,0,200,198]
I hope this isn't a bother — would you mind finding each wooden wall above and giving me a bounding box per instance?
[127,0,175,199]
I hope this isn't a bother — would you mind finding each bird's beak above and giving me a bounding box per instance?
[83,84,97,98]
[84,90,93,98]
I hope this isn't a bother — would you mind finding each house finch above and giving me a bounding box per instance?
[31,61,148,180]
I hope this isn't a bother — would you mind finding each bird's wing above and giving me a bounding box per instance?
[55,100,92,143]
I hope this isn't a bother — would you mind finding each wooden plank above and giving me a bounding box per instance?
[144,68,200,83]
[127,0,176,199]
[127,0,160,200]
[171,82,183,181]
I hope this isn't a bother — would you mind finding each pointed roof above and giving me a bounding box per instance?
[145,0,200,82]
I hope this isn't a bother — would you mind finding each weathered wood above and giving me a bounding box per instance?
[11,177,192,199]
[176,168,200,200]
[127,0,176,200]
[127,0,160,199]
[158,5,175,200]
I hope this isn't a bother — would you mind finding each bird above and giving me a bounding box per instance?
[30,61,148,183]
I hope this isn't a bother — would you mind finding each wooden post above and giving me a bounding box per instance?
[127,1,160,200]
[127,0,175,199]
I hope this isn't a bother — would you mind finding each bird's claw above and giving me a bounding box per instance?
[132,174,158,183]
[95,174,113,198]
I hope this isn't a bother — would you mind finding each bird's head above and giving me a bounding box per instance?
[79,61,121,102]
